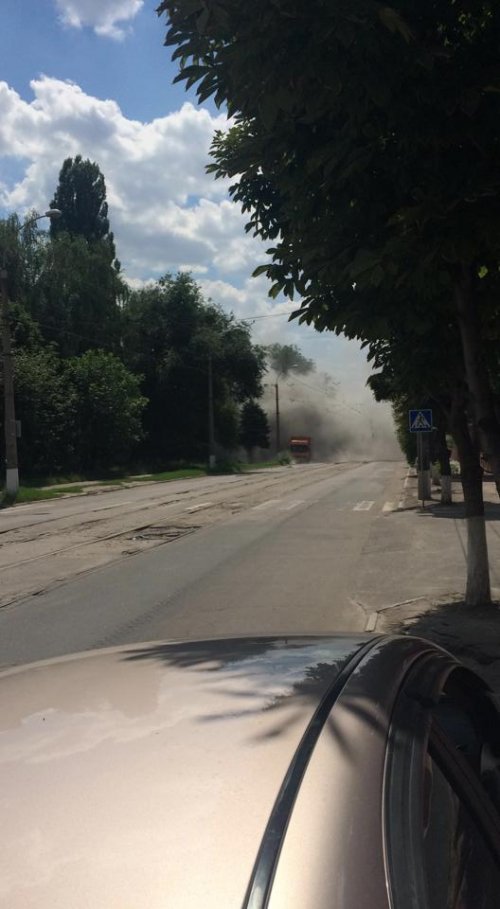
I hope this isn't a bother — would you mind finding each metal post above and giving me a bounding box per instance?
[422,433,432,499]
[208,352,216,469]
[1,267,19,497]
[275,382,281,454]
[417,432,425,507]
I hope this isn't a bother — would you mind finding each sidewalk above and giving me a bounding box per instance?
[363,468,500,692]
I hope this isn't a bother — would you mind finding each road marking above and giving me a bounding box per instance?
[353,500,375,511]
[281,500,305,511]
[185,501,214,513]
[382,501,396,512]
[252,499,279,511]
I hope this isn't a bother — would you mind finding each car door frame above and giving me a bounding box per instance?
[383,651,500,909]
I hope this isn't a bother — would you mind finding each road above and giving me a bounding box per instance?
[0,460,403,668]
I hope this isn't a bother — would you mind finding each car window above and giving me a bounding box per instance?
[434,675,500,813]
[423,752,500,909]
[384,664,500,909]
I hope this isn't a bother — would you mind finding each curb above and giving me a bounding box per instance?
[364,596,431,633]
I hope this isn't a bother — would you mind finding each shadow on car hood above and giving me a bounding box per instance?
[0,635,370,909]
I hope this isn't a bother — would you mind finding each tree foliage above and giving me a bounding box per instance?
[64,350,146,472]
[0,160,280,480]
[13,348,75,476]
[31,232,124,357]
[266,343,314,379]
[50,155,113,248]
[122,273,267,461]
[159,0,500,483]
[239,400,270,459]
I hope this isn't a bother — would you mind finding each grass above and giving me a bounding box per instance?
[1,459,290,507]
[131,467,207,483]
[1,485,85,507]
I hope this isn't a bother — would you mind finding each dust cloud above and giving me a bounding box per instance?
[261,376,400,462]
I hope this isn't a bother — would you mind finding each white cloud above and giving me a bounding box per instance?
[54,0,143,40]
[0,76,381,420]
[0,77,259,283]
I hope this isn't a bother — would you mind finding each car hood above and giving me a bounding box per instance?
[0,635,370,909]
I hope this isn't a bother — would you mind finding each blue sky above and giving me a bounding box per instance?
[0,0,395,445]
[1,0,202,123]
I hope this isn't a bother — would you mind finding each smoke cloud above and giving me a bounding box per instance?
[261,375,400,462]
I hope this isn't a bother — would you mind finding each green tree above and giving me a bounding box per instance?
[13,348,75,476]
[43,157,123,355]
[122,273,266,462]
[163,0,500,477]
[266,343,314,379]
[391,397,416,468]
[64,350,146,473]
[32,232,124,357]
[50,156,113,249]
[239,400,270,460]
[160,0,500,607]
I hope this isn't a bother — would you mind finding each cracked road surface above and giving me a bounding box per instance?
[0,460,402,668]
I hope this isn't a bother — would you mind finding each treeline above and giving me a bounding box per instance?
[0,156,269,477]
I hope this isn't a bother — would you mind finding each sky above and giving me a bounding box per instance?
[0,0,396,440]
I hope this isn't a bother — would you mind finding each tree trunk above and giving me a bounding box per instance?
[455,269,500,498]
[451,403,491,607]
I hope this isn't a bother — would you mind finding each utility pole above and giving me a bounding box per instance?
[208,351,216,469]
[0,267,19,496]
[275,382,281,454]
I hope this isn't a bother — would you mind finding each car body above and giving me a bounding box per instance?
[1,633,500,908]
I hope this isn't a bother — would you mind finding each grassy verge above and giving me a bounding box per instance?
[1,460,291,506]
[1,485,85,507]
[1,466,207,506]
[131,468,207,483]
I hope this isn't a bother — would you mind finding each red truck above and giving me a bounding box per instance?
[289,436,312,463]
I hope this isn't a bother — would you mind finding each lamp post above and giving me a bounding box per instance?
[1,209,61,497]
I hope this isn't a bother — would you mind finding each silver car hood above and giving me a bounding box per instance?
[0,635,368,908]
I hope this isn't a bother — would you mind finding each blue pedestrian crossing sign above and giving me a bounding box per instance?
[409,409,433,432]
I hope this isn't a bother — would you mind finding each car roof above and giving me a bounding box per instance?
[0,635,372,909]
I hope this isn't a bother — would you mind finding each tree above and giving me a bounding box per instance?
[239,401,270,461]
[20,158,126,357]
[391,397,416,468]
[122,273,267,462]
[162,0,500,477]
[50,156,113,247]
[266,343,314,379]
[64,350,146,473]
[12,348,75,476]
[367,306,492,605]
[160,0,500,607]
[32,232,124,357]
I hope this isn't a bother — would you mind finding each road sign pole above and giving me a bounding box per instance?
[417,432,425,507]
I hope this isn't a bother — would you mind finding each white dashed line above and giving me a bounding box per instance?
[280,500,305,511]
[353,500,375,511]
[382,501,396,512]
[185,501,214,513]
[252,499,279,511]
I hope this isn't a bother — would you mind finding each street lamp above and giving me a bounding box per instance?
[1,208,61,498]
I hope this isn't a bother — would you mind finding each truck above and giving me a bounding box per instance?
[289,436,312,463]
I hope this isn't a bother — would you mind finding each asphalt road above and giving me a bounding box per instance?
[0,460,402,668]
